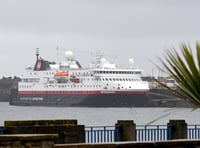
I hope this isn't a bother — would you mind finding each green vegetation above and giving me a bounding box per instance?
[158,42,200,107]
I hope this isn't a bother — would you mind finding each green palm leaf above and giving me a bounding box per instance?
[159,42,200,107]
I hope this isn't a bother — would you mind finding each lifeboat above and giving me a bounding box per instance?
[55,71,69,77]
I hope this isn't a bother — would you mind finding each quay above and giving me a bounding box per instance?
[0,119,199,147]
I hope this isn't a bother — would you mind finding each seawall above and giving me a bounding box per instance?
[0,119,199,147]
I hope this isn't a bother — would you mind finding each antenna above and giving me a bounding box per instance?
[129,58,134,69]
[56,46,59,63]
[36,48,39,60]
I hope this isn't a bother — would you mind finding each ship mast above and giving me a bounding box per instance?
[36,48,39,61]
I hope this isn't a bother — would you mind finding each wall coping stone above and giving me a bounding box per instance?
[55,139,200,148]
[4,119,77,127]
[0,134,58,142]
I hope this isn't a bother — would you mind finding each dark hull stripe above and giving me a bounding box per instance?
[10,88,193,107]
[12,93,150,107]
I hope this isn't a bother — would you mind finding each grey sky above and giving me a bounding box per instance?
[0,0,199,77]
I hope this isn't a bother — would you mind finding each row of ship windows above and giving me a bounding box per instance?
[64,78,140,82]
[29,71,140,76]
[22,78,40,82]
[94,71,141,74]
[100,78,140,81]
[29,72,92,76]
[72,77,140,82]
[29,72,55,75]
[22,77,140,83]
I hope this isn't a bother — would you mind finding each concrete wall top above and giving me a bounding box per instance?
[4,119,77,127]
[55,140,200,148]
[0,134,58,142]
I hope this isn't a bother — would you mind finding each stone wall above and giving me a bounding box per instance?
[0,119,198,148]
[0,134,57,148]
[3,119,85,144]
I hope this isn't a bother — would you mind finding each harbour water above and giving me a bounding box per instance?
[0,102,199,126]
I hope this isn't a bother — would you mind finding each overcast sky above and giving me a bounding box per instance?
[0,0,199,77]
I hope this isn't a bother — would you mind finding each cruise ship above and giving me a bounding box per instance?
[10,50,151,107]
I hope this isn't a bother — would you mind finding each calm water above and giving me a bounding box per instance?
[0,102,200,126]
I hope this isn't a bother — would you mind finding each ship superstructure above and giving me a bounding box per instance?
[11,50,150,107]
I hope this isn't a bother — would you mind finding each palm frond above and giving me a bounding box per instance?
[159,42,200,107]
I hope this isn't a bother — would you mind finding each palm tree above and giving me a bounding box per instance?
[158,42,200,107]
